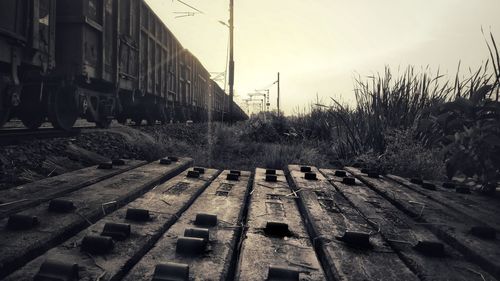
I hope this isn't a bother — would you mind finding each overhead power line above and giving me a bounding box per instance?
[174,11,200,18]
[175,0,204,14]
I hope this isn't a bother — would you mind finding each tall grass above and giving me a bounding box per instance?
[331,66,453,157]
[303,33,500,160]
[240,33,500,179]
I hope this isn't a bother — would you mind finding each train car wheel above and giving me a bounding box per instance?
[18,87,46,130]
[132,116,142,126]
[20,113,44,130]
[48,87,78,131]
[96,118,112,129]
[0,108,10,128]
[158,105,168,124]
[145,115,155,126]
[143,103,156,126]
[116,115,127,124]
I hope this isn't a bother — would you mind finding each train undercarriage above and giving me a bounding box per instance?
[0,77,213,130]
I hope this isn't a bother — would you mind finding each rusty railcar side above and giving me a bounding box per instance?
[0,0,56,128]
[54,0,171,127]
[187,50,210,122]
[120,0,174,125]
[1,0,247,129]
[52,0,119,129]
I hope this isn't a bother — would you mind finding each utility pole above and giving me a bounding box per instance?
[228,0,235,122]
[265,89,270,112]
[277,72,280,117]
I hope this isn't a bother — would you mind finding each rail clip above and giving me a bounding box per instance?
[336,231,372,249]
[126,208,151,222]
[266,174,278,182]
[304,172,317,180]
[227,173,240,181]
[421,182,437,190]
[266,169,277,175]
[152,262,189,281]
[410,178,424,185]
[267,265,300,281]
[176,236,206,256]
[168,156,179,162]
[159,158,172,165]
[442,182,456,189]
[413,240,445,257]
[193,167,205,174]
[334,170,347,177]
[97,162,113,169]
[7,214,39,230]
[34,259,79,281]
[81,235,114,255]
[194,213,218,227]
[230,170,241,175]
[187,170,200,179]
[48,199,76,213]
[300,166,311,173]
[112,159,125,166]
[470,226,496,240]
[342,177,356,185]
[101,222,131,240]
[184,227,210,241]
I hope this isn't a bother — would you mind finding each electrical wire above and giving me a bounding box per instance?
[175,0,204,14]
[257,79,279,91]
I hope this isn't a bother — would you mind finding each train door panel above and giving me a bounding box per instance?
[37,0,56,70]
[103,0,115,81]
[82,27,100,78]
[56,0,113,81]
[130,0,139,81]
[139,31,147,93]
[118,0,139,90]
[0,0,28,39]
[138,2,148,94]
[155,41,160,95]
[0,0,56,70]
[82,0,104,79]
[162,48,167,100]
[147,37,153,94]
[154,18,160,96]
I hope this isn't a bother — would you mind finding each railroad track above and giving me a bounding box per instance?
[0,127,85,145]
[0,158,498,280]
[0,119,175,146]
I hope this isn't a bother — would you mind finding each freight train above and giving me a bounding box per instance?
[0,0,247,130]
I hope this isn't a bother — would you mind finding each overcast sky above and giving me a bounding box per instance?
[145,0,500,115]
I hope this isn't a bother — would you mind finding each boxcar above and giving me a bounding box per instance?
[0,0,56,129]
[0,0,247,130]
[50,0,178,128]
[188,50,210,122]
[117,0,175,125]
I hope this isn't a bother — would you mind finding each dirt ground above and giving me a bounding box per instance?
[0,121,332,190]
[0,124,168,190]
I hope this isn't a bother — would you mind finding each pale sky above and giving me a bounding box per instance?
[145,0,500,115]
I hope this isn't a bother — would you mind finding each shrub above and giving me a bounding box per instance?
[240,113,293,143]
[417,32,500,192]
[419,93,500,191]
[261,143,328,169]
[383,129,445,179]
